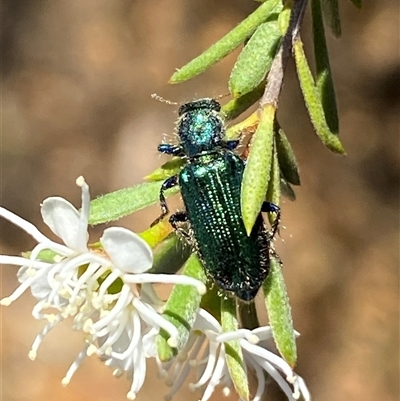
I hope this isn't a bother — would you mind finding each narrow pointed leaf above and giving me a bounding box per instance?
[150,234,192,274]
[275,124,300,185]
[229,21,282,97]
[293,38,345,154]
[280,176,296,201]
[263,256,297,367]
[221,296,250,401]
[156,254,206,361]
[226,112,259,140]
[242,105,276,235]
[23,249,58,263]
[169,0,280,84]
[139,221,172,248]
[222,83,265,121]
[144,157,185,182]
[199,285,221,322]
[266,138,281,225]
[321,0,341,37]
[238,301,260,330]
[278,2,292,35]
[88,181,179,225]
[312,0,340,135]
[348,0,362,8]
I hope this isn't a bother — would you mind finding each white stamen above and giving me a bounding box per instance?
[222,387,230,396]
[123,273,206,294]
[110,311,141,361]
[0,297,12,306]
[165,356,191,400]
[253,355,295,400]
[246,354,265,401]
[126,391,136,400]
[86,344,98,356]
[68,262,103,305]
[96,269,122,300]
[91,285,132,333]
[216,328,258,344]
[1,263,51,303]
[199,348,226,401]
[0,255,49,268]
[296,376,312,401]
[29,319,62,359]
[75,177,90,252]
[130,347,146,398]
[0,207,54,244]
[132,297,179,345]
[240,339,294,380]
[62,344,89,386]
[96,311,129,354]
[28,348,38,362]
[251,326,273,341]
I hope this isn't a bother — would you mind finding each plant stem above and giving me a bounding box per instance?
[261,0,308,107]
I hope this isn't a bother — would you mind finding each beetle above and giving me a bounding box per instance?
[152,98,280,301]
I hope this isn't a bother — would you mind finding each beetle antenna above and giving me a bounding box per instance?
[215,93,230,100]
[151,93,178,105]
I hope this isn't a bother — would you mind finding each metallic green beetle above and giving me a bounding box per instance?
[152,99,280,301]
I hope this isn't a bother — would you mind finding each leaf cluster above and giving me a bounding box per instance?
[84,0,360,396]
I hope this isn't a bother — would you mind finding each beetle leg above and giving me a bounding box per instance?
[169,211,191,239]
[269,247,283,266]
[151,175,179,226]
[261,202,281,239]
[224,139,240,150]
[158,143,185,156]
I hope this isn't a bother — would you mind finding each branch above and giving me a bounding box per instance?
[260,0,308,107]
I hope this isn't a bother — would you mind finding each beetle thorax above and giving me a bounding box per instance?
[178,109,224,157]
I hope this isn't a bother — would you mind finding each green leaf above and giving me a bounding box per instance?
[229,21,282,97]
[199,285,221,322]
[320,0,341,37]
[241,104,276,235]
[88,181,179,225]
[144,157,185,182]
[225,112,259,140]
[293,38,346,154]
[312,0,340,135]
[348,0,362,8]
[222,83,265,121]
[138,221,172,249]
[98,270,124,295]
[22,249,59,263]
[278,1,292,35]
[221,296,250,401]
[280,176,296,201]
[263,255,297,367]
[266,138,281,225]
[156,254,206,362]
[237,301,260,330]
[169,0,280,84]
[150,233,192,274]
[275,123,301,185]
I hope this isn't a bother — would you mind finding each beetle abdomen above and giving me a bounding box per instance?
[179,151,270,301]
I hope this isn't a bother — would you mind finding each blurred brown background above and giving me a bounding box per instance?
[1,1,399,401]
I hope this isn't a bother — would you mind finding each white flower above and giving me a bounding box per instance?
[162,308,311,401]
[0,176,206,400]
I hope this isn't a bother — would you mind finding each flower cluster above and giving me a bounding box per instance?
[161,308,310,401]
[0,177,310,401]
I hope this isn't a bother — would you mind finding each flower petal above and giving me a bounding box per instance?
[41,197,87,251]
[101,227,153,273]
[17,265,51,300]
